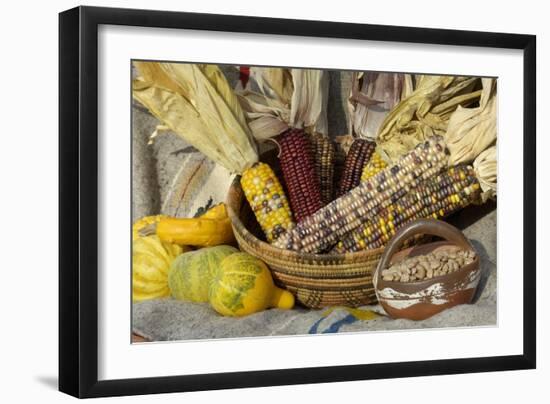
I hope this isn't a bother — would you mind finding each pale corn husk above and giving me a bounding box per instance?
[376,75,481,162]
[237,89,291,140]
[473,144,497,202]
[250,67,294,105]
[132,62,258,174]
[239,67,329,139]
[445,78,497,165]
[289,68,329,135]
[402,74,415,99]
[348,72,413,141]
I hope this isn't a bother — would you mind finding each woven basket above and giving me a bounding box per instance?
[225,176,385,309]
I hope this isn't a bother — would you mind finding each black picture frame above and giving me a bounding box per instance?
[59,5,536,398]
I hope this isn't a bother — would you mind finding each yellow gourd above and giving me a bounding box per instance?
[132,214,166,241]
[156,204,236,247]
[209,253,295,316]
[132,235,189,302]
[197,203,229,219]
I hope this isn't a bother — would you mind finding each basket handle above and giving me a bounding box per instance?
[375,219,474,285]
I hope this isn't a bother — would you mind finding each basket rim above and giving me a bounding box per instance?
[225,175,386,262]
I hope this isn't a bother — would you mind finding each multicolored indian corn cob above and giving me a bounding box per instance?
[337,139,376,197]
[361,151,388,182]
[272,136,449,253]
[276,128,323,222]
[240,162,294,243]
[310,132,335,205]
[334,165,481,252]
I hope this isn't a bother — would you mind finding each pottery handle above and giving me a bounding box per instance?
[375,219,474,286]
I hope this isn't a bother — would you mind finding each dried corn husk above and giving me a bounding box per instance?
[376,75,481,162]
[237,67,294,140]
[237,89,291,140]
[239,67,329,139]
[132,62,258,174]
[289,68,329,135]
[348,72,413,140]
[250,67,294,105]
[473,144,497,202]
[445,78,497,165]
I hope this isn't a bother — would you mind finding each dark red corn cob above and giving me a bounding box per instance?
[276,128,323,222]
[336,138,376,197]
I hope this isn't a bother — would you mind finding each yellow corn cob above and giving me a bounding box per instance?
[241,162,294,242]
[361,151,388,182]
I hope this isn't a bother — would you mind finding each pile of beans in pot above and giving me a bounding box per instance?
[381,249,476,282]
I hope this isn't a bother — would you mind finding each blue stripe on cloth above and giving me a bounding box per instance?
[308,313,358,334]
[308,316,326,334]
[321,314,358,333]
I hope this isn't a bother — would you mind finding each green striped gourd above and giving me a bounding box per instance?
[168,245,238,302]
[209,253,295,316]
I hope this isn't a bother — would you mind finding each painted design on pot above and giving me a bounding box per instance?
[378,268,481,311]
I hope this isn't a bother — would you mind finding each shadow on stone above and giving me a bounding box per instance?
[327,70,350,136]
[470,239,493,303]
[446,200,496,231]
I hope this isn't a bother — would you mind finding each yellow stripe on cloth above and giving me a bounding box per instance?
[320,306,380,321]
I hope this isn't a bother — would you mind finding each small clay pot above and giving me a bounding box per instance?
[374,219,480,321]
